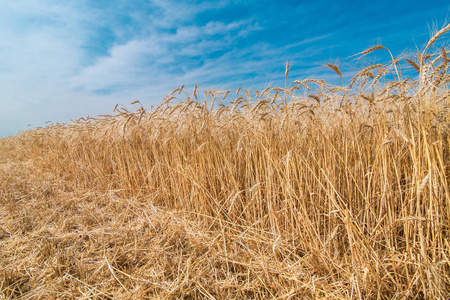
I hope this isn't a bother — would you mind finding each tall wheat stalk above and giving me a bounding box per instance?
[1,27,449,299]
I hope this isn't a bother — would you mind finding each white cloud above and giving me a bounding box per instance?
[148,0,230,28]
[0,0,323,138]
[70,15,264,95]
[71,39,164,91]
[0,1,113,137]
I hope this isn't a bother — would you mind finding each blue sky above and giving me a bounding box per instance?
[0,0,449,137]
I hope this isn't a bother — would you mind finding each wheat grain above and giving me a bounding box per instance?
[406,58,421,73]
[303,78,326,90]
[1,26,449,299]
[326,63,342,77]
[285,61,290,79]
[425,23,450,50]
[292,80,311,90]
[361,44,387,56]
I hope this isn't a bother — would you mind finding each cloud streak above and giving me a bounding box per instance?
[0,0,449,137]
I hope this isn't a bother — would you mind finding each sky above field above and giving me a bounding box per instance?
[0,0,449,137]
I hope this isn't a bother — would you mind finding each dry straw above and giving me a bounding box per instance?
[1,26,449,299]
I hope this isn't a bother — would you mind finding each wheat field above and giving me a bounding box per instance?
[1,26,449,299]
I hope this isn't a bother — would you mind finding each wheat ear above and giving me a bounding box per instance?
[424,23,450,51]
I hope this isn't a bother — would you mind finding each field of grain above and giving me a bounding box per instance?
[1,26,449,299]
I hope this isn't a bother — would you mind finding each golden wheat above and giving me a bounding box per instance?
[0,28,449,299]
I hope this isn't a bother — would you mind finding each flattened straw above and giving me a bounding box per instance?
[105,255,128,292]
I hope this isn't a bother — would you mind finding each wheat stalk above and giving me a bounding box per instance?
[361,44,387,56]
[406,58,421,73]
[424,23,450,50]
[2,25,449,299]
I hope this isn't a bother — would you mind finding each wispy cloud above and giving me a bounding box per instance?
[0,0,449,137]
